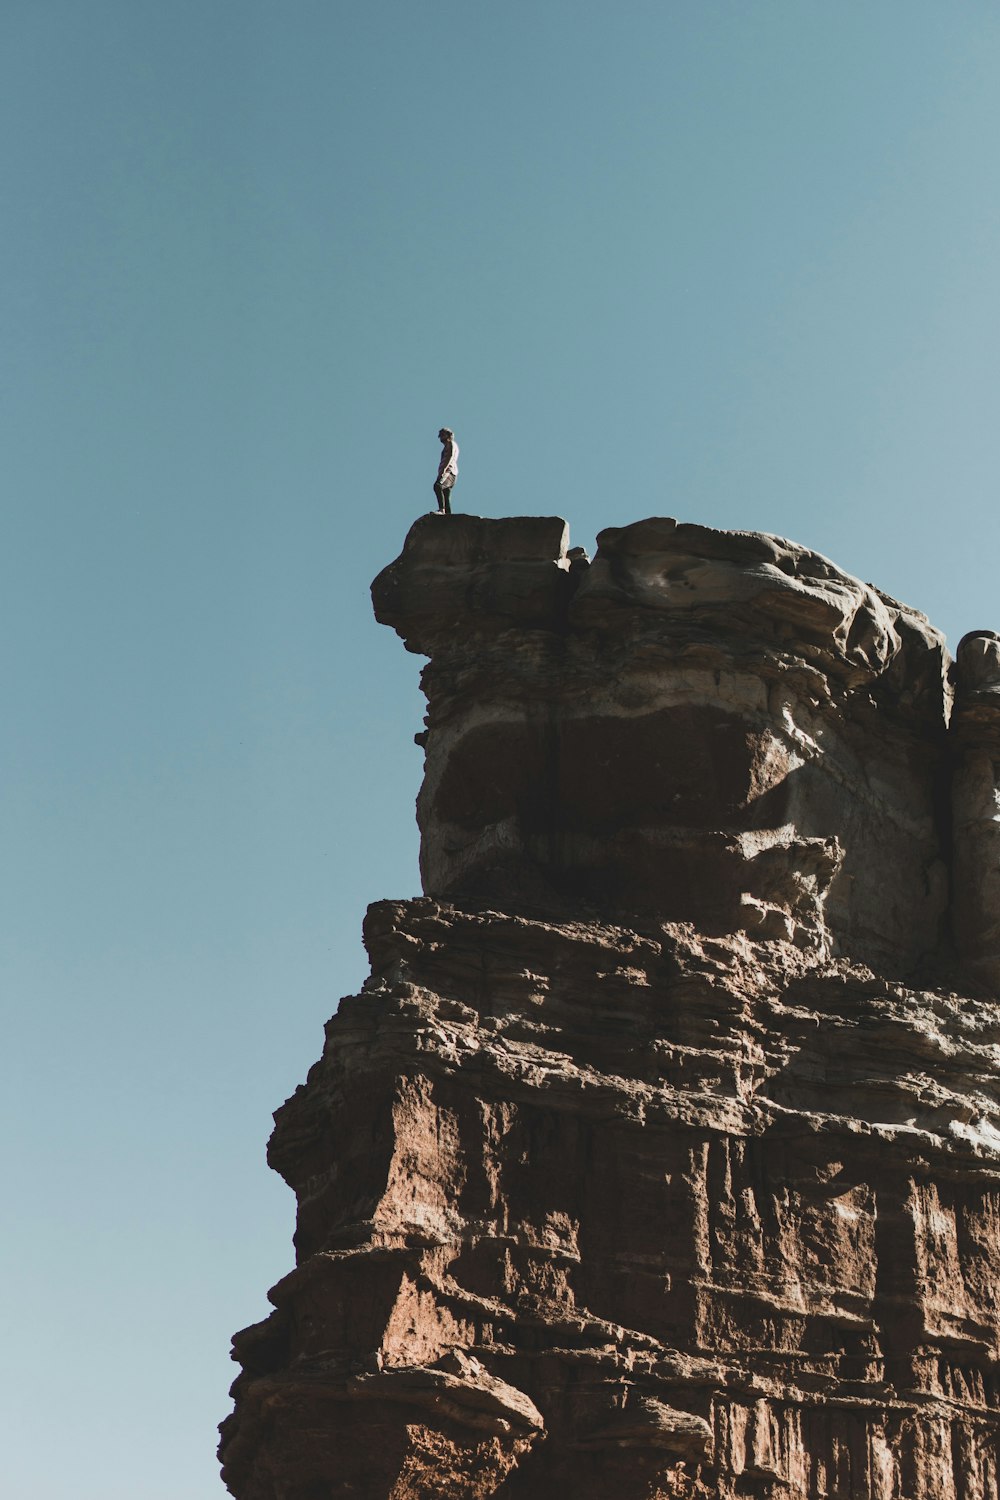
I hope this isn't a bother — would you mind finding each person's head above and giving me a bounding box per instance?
[439,428,453,442]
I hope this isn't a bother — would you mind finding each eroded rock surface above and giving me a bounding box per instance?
[372,515,951,973]
[952,632,1000,994]
[221,517,1000,1500]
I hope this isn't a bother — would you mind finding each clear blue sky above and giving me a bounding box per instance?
[3,4,1000,1496]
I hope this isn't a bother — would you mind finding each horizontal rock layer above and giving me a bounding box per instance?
[222,517,1000,1499]
[221,900,1000,1499]
[373,515,955,976]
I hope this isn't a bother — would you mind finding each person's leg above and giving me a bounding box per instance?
[442,486,452,514]
[433,480,446,511]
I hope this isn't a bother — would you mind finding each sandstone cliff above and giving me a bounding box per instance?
[220,517,1000,1500]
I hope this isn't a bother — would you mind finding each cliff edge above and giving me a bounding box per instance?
[220,516,1000,1500]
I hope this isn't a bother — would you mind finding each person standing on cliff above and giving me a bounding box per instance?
[433,428,459,514]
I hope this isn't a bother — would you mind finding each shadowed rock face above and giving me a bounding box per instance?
[221,517,1000,1500]
[373,515,951,972]
[952,631,1000,993]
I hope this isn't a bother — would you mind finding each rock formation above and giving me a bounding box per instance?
[951,631,1000,995]
[220,516,1000,1500]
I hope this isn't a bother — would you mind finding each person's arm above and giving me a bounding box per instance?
[437,439,454,479]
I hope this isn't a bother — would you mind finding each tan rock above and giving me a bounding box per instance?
[374,515,950,973]
[952,631,1000,992]
[221,518,1000,1499]
[222,900,1000,1498]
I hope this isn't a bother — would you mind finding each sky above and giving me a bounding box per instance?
[3,3,1000,1496]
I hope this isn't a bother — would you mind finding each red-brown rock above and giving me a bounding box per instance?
[220,518,1000,1499]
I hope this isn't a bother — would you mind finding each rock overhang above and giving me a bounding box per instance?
[221,513,1000,1500]
[373,514,963,979]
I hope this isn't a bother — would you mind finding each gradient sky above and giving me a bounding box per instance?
[4,4,1000,1496]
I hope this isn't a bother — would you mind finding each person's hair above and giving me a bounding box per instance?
[439,427,454,439]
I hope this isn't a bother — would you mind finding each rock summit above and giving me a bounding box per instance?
[221,516,1000,1500]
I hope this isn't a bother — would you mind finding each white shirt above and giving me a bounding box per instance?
[438,438,459,485]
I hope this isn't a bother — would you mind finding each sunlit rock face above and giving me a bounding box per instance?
[373,515,951,973]
[221,517,1000,1500]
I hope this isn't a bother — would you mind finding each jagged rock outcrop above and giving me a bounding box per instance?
[371,515,951,972]
[221,517,1000,1500]
[952,631,1000,994]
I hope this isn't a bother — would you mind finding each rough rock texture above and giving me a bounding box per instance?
[221,517,1000,1500]
[371,515,952,973]
[952,631,1000,994]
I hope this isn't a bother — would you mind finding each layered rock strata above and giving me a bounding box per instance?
[952,631,1000,994]
[371,515,951,973]
[221,517,1000,1500]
